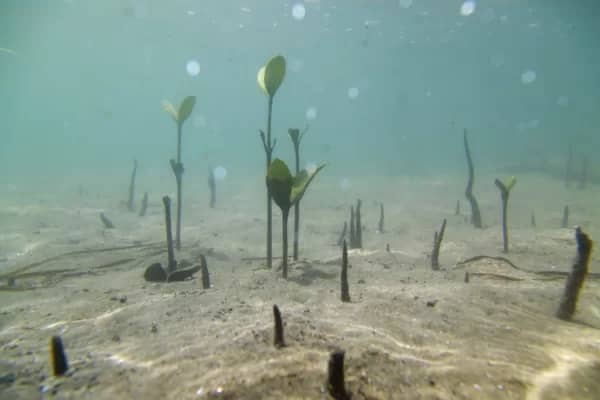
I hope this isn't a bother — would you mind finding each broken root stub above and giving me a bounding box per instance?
[327,349,350,400]
[273,305,285,348]
[50,335,69,377]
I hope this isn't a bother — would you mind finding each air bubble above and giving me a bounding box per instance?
[292,3,306,20]
[521,70,536,84]
[305,107,317,120]
[186,60,200,76]
[213,166,227,181]
[460,1,476,16]
[347,87,360,99]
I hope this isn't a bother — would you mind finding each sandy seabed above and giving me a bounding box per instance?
[0,172,599,399]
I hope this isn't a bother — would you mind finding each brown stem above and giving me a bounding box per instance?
[281,208,289,279]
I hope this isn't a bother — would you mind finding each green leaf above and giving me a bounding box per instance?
[266,159,294,212]
[290,163,326,205]
[258,55,286,97]
[162,100,178,122]
[257,66,267,96]
[506,176,517,192]
[178,96,196,124]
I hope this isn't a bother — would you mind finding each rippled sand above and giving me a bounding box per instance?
[1,173,599,399]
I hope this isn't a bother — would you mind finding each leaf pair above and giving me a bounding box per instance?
[162,96,196,125]
[267,159,326,212]
[257,55,286,97]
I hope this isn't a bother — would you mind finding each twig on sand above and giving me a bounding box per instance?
[0,242,161,280]
[455,254,600,280]
[455,255,521,270]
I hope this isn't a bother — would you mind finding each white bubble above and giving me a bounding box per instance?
[305,107,317,120]
[399,0,413,8]
[460,1,476,16]
[186,60,200,76]
[347,87,360,99]
[339,178,351,191]
[292,3,306,20]
[521,70,536,84]
[305,162,317,174]
[556,96,569,106]
[213,166,227,181]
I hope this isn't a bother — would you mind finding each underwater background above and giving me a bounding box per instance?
[2,0,599,187]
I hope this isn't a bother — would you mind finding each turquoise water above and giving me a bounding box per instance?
[1,1,599,182]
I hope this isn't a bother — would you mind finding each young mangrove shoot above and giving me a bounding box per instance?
[463,129,483,228]
[266,158,325,279]
[288,125,309,261]
[162,96,196,250]
[258,55,286,269]
[494,176,517,253]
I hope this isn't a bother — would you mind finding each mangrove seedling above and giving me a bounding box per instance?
[200,254,210,289]
[556,227,593,321]
[50,335,69,377]
[139,192,148,217]
[348,200,363,249]
[341,240,350,302]
[273,304,285,348]
[355,199,363,248]
[327,349,350,400]
[337,221,347,247]
[431,218,447,270]
[208,166,216,208]
[162,95,196,250]
[288,126,310,261]
[100,212,114,229]
[266,158,325,279]
[494,176,517,253]
[349,206,356,247]
[378,203,385,233]
[463,129,483,228]
[127,159,137,212]
[162,196,178,273]
[258,55,286,269]
[562,205,569,229]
